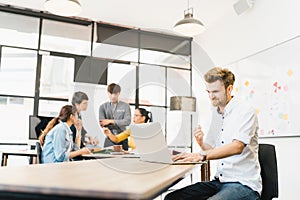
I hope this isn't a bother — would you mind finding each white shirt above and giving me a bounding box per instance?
[205,97,262,194]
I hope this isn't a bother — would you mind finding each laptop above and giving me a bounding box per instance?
[130,122,205,165]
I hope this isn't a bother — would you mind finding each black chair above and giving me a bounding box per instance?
[258,144,278,200]
[36,141,43,164]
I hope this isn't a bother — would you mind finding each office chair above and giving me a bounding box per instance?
[258,144,278,200]
[36,141,43,164]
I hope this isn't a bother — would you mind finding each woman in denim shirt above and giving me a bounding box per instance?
[40,105,91,163]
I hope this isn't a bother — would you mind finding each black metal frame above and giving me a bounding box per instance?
[0,4,193,147]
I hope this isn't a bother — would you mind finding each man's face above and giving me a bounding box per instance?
[108,92,120,103]
[77,99,88,112]
[205,80,231,108]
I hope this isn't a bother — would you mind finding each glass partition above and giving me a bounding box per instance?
[38,100,68,117]
[41,19,92,55]
[93,23,138,62]
[167,68,191,106]
[139,64,165,106]
[0,97,34,143]
[0,11,39,49]
[0,47,37,96]
[140,49,190,69]
[39,55,75,99]
[167,110,192,146]
[107,62,136,104]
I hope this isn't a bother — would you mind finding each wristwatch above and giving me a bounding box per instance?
[199,150,207,161]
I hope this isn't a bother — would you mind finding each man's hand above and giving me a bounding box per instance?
[193,125,204,147]
[172,152,205,162]
[99,119,113,127]
[74,119,83,132]
[103,127,112,136]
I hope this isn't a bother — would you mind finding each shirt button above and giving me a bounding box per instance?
[220,174,223,177]
[221,141,224,144]
[221,129,224,131]
[221,163,224,165]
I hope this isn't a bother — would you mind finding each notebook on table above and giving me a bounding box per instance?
[130,122,205,165]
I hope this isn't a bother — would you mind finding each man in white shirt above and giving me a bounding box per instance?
[165,67,262,200]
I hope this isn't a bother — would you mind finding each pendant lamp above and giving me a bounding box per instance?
[44,0,82,16]
[173,1,205,37]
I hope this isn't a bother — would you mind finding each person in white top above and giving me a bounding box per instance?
[165,67,262,200]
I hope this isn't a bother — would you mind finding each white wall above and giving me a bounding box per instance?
[195,0,300,66]
[192,0,300,199]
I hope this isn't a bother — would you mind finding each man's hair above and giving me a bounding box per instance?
[204,67,235,89]
[71,91,89,105]
[107,83,121,94]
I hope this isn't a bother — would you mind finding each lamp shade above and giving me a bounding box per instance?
[44,0,82,16]
[173,11,205,37]
[170,96,196,112]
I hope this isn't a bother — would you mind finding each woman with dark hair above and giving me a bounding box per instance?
[40,105,91,163]
[103,108,152,150]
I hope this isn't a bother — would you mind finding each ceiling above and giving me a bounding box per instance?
[0,0,237,35]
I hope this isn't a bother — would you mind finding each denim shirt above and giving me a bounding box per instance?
[42,122,79,163]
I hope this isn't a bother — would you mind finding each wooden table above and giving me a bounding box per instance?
[82,152,140,159]
[1,149,37,166]
[82,153,211,182]
[0,158,196,199]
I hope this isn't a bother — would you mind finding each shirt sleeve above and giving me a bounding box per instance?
[99,103,106,120]
[114,104,131,127]
[233,109,258,145]
[52,128,70,162]
[115,129,131,143]
[72,142,80,151]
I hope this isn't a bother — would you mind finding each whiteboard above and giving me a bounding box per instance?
[227,36,300,137]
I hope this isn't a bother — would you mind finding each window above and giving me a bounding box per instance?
[41,20,92,55]
[107,62,136,104]
[38,100,68,117]
[139,64,165,106]
[139,31,190,68]
[167,111,192,146]
[0,12,39,49]
[0,47,37,96]
[40,55,75,99]
[0,97,34,143]
[140,49,190,69]
[167,68,191,106]
[94,23,138,62]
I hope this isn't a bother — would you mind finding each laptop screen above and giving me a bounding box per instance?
[130,122,173,164]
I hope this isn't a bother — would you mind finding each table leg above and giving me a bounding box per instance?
[1,154,8,166]
[31,156,37,164]
[201,161,210,181]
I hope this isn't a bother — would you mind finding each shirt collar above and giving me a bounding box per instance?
[222,96,237,116]
[62,122,73,134]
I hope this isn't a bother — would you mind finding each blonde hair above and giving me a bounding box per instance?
[204,67,235,89]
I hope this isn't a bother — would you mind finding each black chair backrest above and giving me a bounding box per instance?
[258,144,278,200]
[36,141,43,164]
